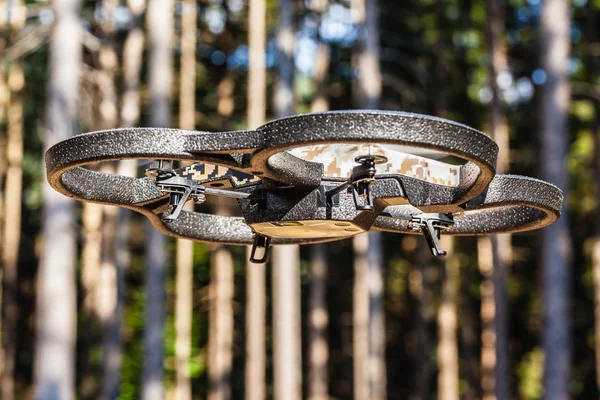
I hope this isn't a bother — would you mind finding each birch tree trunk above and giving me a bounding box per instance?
[245,0,267,398]
[272,1,302,399]
[351,0,385,398]
[1,62,24,400]
[35,0,82,397]
[143,0,173,398]
[480,1,511,398]
[175,2,197,399]
[540,1,572,398]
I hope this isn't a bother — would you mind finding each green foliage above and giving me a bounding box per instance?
[518,347,544,400]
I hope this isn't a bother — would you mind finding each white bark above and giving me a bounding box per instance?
[35,0,81,398]
[272,245,302,400]
[351,0,385,398]
[143,0,173,397]
[245,1,267,398]
[540,0,572,398]
[1,63,24,400]
[175,1,197,399]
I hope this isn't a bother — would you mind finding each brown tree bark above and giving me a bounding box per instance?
[437,236,459,400]
[245,0,267,398]
[35,0,82,397]
[480,1,511,398]
[540,0,572,398]
[1,63,24,400]
[143,0,173,398]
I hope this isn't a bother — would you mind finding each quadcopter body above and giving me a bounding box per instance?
[45,111,563,263]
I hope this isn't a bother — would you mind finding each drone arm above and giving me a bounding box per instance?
[204,187,254,199]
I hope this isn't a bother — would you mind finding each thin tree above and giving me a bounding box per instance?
[437,237,459,400]
[174,1,197,399]
[92,1,122,398]
[1,1,25,397]
[479,1,511,398]
[586,0,600,391]
[1,63,24,400]
[351,0,386,398]
[307,2,330,399]
[245,0,267,398]
[108,0,147,396]
[208,75,236,400]
[540,0,572,398]
[144,0,173,398]
[34,0,82,397]
[272,0,302,399]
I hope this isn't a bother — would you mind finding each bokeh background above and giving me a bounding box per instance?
[0,0,594,398]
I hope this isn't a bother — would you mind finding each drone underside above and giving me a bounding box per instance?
[45,111,563,263]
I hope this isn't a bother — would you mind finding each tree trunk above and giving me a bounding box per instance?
[93,2,122,398]
[1,63,24,400]
[431,6,459,399]
[208,241,234,400]
[110,0,146,396]
[272,1,302,399]
[353,234,369,400]
[143,0,173,397]
[307,3,330,398]
[437,236,459,400]
[245,0,267,398]
[308,244,328,400]
[478,237,496,399]
[351,0,385,398]
[540,1,572,398]
[208,74,236,400]
[586,1,600,392]
[481,1,511,398]
[174,2,197,399]
[411,243,434,400]
[35,0,82,397]
[310,0,329,114]
[272,245,302,400]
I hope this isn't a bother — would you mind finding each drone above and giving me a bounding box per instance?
[46,111,563,263]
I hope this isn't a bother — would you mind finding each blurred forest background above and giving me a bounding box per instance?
[0,0,595,398]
